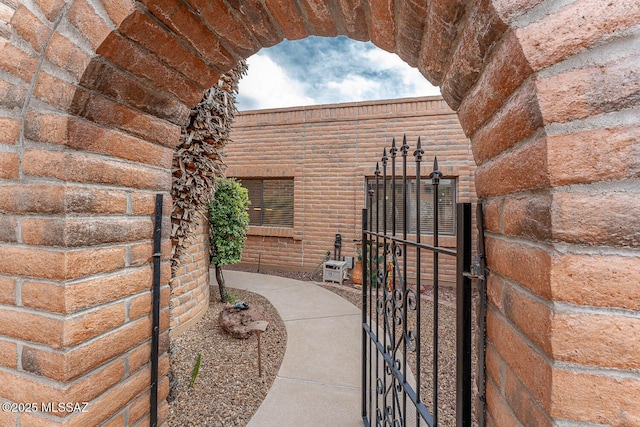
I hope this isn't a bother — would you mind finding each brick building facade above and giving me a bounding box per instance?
[227,96,476,287]
[0,0,638,425]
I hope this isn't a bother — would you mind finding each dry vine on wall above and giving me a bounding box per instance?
[170,60,248,271]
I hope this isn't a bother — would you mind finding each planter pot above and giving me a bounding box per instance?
[352,260,363,285]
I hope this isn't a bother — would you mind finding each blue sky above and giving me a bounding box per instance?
[237,36,440,111]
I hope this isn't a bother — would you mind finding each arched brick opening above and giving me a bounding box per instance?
[1,0,638,425]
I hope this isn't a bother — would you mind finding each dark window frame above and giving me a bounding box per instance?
[239,178,295,228]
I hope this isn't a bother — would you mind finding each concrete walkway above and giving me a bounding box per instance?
[225,270,363,427]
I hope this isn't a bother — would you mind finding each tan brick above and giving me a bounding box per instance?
[69,83,181,149]
[22,149,172,191]
[503,284,552,356]
[65,246,127,280]
[10,5,51,52]
[0,410,17,426]
[487,308,552,411]
[485,343,503,392]
[552,313,640,370]
[95,31,204,107]
[471,79,543,164]
[22,281,65,312]
[139,0,236,70]
[34,0,66,21]
[504,366,552,427]
[458,30,533,137]
[502,192,552,241]
[0,184,64,214]
[0,338,17,368]
[63,186,128,215]
[537,54,640,124]
[0,215,17,243]
[0,276,16,305]
[101,0,135,27]
[23,111,68,144]
[551,368,640,424]
[551,253,640,310]
[132,191,173,216]
[129,291,151,320]
[128,342,150,375]
[67,0,110,50]
[517,0,640,71]
[21,217,153,247]
[128,390,150,425]
[33,71,76,111]
[22,317,151,381]
[102,412,125,427]
[65,267,151,312]
[486,237,551,299]
[117,8,220,88]
[0,152,19,179]
[0,306,63,347]
[0,79,27,109]
[0,116,20,144]
[475,136,550,198]
[263,0,307,41]
[64,303,127,347]
[285,0,335,38]
[81,58,189,124]
[68,366,150,427]
[486,377,520,427]
[44,32,91,80]
[548,126,640,186]
[0,245,65,280]
[440,0,507,109]
[552,192,640,248]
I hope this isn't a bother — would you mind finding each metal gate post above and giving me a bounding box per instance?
[456,203,472,426]
[361,208,369,425]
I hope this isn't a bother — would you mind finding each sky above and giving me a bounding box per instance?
[236,36,440,111]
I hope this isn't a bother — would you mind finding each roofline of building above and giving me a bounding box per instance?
[237,95,446,115]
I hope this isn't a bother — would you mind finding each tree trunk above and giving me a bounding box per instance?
[215,265,229,302]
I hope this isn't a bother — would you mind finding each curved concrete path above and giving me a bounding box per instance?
[224,270,363,427]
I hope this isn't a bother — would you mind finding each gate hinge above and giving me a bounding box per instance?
[463,255,486,280]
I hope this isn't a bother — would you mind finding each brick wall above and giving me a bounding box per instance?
[227,97,476,287]
[170,213,210,337]
[0,0,637,425]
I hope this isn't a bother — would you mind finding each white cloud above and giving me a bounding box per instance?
[237,54,315,110]
[237,37,441,110]
[326,75,381,101]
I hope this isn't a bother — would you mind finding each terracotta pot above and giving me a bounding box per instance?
[352,260,363,285]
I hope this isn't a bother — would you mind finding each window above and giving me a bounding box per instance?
[239,178,294,228]
[366,178,456,235]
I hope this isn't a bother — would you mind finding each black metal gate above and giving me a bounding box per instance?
[361,136,473,427]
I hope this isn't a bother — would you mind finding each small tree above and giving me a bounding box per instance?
[208,178,250,302]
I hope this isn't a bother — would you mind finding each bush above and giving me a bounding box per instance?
[208,178,250,302]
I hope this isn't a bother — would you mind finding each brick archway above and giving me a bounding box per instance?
[1,1,638,425]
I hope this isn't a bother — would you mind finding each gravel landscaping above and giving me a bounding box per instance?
[167,267,477,426]
[167,287,286,427]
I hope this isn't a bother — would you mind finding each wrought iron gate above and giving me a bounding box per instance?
[361,136,473,427]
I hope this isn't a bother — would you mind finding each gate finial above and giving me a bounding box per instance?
[414,137,424,162]
[375,161,381,177]
[382,148,388,166]
[390,137,398,158]
[430,156,443,184]
[401,134,409,156]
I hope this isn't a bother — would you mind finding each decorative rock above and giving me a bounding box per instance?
[218,303,269,339]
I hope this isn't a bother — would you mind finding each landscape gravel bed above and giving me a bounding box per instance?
[167,288,286,427]
[168,267,476,426]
